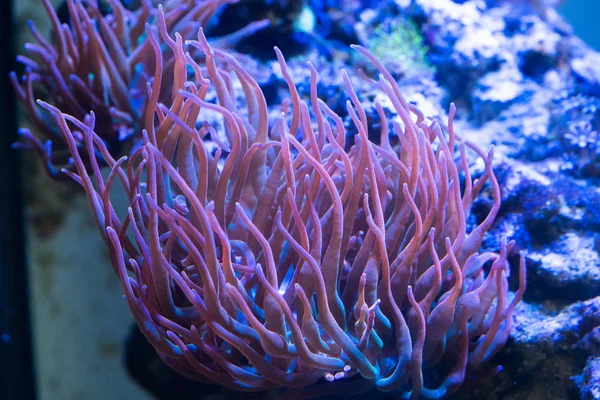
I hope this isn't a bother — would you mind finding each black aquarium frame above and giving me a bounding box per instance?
[0,0,37,399]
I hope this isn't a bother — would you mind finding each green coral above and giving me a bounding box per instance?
[368,19,433,77]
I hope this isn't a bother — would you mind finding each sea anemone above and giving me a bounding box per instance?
[11,0,267,178]
[37,15,525,399]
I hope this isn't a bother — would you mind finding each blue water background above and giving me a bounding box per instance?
[560,0,600,50]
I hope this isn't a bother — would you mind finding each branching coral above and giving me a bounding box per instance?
[37,12,525,399]
[11,0,267,178]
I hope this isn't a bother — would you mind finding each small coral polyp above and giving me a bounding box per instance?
[39,10,525,399]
